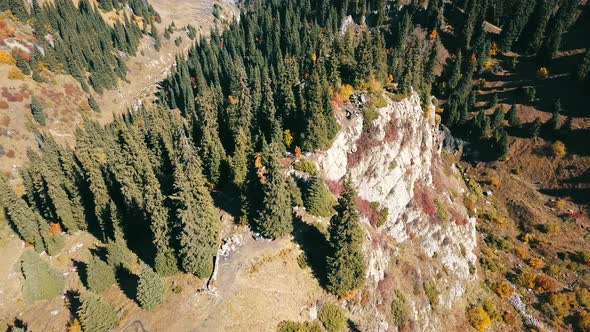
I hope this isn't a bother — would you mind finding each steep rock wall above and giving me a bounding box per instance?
[315,93,477,331]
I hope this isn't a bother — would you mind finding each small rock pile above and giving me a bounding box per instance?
[219,234,244,258]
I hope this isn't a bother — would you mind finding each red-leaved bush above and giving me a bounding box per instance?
[414,185,437,218]
[383,119,399,143]
[348,130,379,168]
[450,207,468,226]
[356,197,379,226]
[325,179,344,196]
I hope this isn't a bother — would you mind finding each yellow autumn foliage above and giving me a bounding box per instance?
[8,66,24,80]
[0,50,16,65]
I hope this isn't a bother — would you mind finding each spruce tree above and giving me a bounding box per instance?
[0,175,40,244]
[88,96,100,112]
[447,51,463,91]
[326,181,367,297]
[15,54,30,75]
[496,130,509,160]
[106,235,137,272]
[30,96,46,126]
[304,176,336,217]
[506,104,521,127]
[252,143,293,239]
[136,262,165,310]
[77,293,118,332]
[489,93,498,109]
[530,118,542,138]
[20,249,65,303]
[85,255,116,293]
[172,159,220,278]
[491,107,504,129]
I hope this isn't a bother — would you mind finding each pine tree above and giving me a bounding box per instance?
[252,143,293,239]
[106,235,137,272]
[4,0,29,21]
[530,117,542,138]
[489,93,498,109]
[30,96,46,126]
[506,104,521,127]
[151,23,161,51]
[0,175,40,244]
[526,0,555,53]
[447,51,463,91]
[326,181,367,297]
[491,107,505,129]
[136,262,165,310]
[541,0,578,59]
[20,249,64,303]
[85,255,116,293]
[77,293,118,332]
[495,130,509,160]
[88,96,100,112]
[545,99,562,132]
[15,54,30,75]
[499,0,536,52]
[172,159,220,278]
[304,176,336,217]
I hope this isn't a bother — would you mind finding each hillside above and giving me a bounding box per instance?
[0,0,589,332]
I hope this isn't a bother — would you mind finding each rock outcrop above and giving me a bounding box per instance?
[315,93,477,331]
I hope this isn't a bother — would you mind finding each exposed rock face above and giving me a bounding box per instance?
[315,93,477,331]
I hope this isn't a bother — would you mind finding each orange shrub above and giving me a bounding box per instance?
[490,178,501,188]
[0,50,15,64]
[48,222,62,236]
[536,275,559,292]
[429,29,438,41]
[294,146,301,160]
[495,280,513,299]
[515,246,530,259]
[529,257,545,269]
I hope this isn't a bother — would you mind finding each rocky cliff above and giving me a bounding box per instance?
[315,93,477,331]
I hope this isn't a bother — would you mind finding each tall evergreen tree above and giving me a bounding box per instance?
[530,117,542,138]
[506,104,521,127]
[30,97,46,126]
[252,143,293,239]
[20,249,65,303]
[326,181,367,297]
[304,176,336,217]
[172,157,220,278]
[77,293,118,332]
[136,262,165,310]
[0,176,41,244]
[85,255,116,293]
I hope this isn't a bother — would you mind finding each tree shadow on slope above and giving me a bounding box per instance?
[291,217,331,289]
[65,290,82,318]
[72,260,88,289]
[116,267,139,305]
